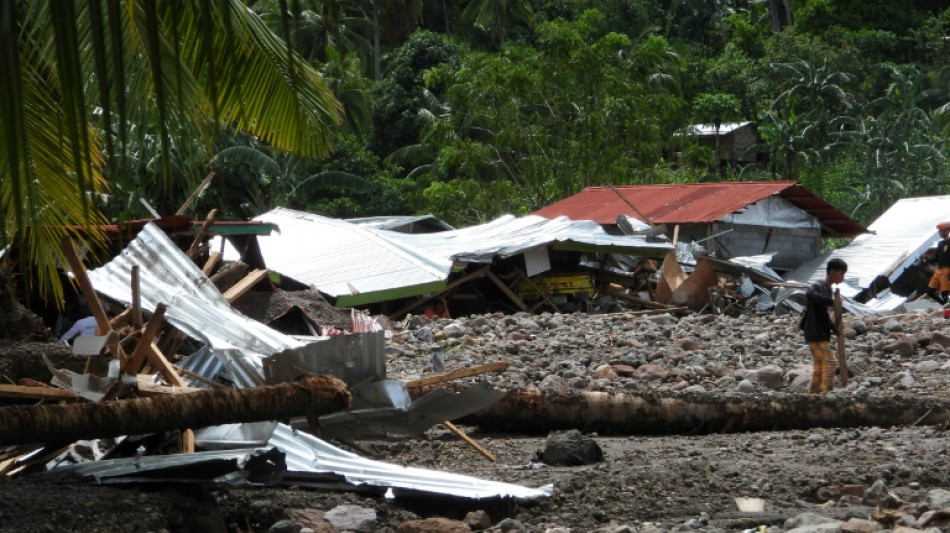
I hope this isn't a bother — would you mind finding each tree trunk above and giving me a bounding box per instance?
[458,387,950,435]
[0,375,350,446]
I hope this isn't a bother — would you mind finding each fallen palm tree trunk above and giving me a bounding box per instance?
[0,376,350,446]
[458,388,950,435]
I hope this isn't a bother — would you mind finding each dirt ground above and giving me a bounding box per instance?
[3,290,950,532]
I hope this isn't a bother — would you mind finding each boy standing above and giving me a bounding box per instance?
[802,258,848,394]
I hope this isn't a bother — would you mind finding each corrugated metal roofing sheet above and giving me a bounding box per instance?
[684,121,752,136]
[255,208,452,306]
[245,209,671,306]
[87,222,302,387]
[786,194,950,297]
[383,214,672,263]
[532,182,866,238]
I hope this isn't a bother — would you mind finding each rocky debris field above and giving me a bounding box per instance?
[4,304,950,532]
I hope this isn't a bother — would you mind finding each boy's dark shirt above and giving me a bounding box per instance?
[935,238,950,267]
[803,281,835,342]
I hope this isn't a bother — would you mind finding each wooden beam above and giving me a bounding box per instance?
[0,385,81,402]
[135,381,202,396]
[485,270,530,312]
[405,362,509,389]
[202,251,222,276]
[388,266,491,320]
[122,303,167,376]
[517,273,561,314]
[222,268,269,302]
[443,421,495,462]
[59,239,110,338]
[146,342,187,388]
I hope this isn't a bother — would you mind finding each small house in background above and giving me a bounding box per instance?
[685,121,760,166]
[533,181,867,272]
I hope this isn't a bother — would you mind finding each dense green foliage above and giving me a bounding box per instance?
[5,0,950,300]
[245,0,950,227]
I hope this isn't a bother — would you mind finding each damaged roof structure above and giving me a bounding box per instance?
[1,220,551,504]
[218,207,673,312]
[781,194,950,313]
[533,181,867,271]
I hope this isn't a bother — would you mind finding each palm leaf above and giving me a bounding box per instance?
[298,171,375,194]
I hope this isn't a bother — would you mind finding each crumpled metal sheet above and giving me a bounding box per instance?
[269,424,552,501]
[87,222,303,387]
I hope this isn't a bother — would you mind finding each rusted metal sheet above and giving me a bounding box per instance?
[533,182,867,237]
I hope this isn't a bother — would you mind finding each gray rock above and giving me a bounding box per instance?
[750,364,784,389]
[736,379,756,393]
[542,429,604,466]
[784,512,840,529]
[926,488,950,509]
[268,520,300,533]
[324,505,376,533]
[495,517,528,532]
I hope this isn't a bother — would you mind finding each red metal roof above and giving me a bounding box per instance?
[533,181,867,238]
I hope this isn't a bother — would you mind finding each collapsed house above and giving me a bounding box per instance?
[0,220,551,503]
[214,207,675,316]
[532,181,867,272]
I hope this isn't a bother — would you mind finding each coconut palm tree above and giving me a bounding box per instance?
[1,0,343,303]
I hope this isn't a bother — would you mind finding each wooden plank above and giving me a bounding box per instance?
[443,420,495,462]
[834,288,849,386]
[59,238,110,338]
[202,251,222,276]
[135,381,201,396]
[405,361,509,389]
[0,385,81,401]
[388,266,491,320]
[222,268,269,303]
[485,270,530,312]
[146,342,188,388]
[182,429,195,453]
[122,303,167,375]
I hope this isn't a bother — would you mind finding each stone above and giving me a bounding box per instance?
[494,518,529,532]
[324,505,376,533]
[283,509,334,533]
[395,517,471,533]
[542,429,604,466]
[785,512,841,529]
[736,379,756,393]
[750,364,784,389]
[268,520,301,533]
[926,488,950,509]
[634,363,670,382]
[463,510,492,530]
[840,518,882,533]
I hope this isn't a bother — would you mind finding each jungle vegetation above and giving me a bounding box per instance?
[3,0,950,300]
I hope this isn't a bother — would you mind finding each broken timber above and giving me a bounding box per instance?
[458,388,950,435]
[0,375,351,446]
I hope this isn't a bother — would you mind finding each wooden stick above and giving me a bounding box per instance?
[443,420,495,462]
[176,171,216,215]
[131,265,143,328]
[187,209,218,260]
[405,362,509,389]
[485,270,530,312]
[834,288,849,386]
